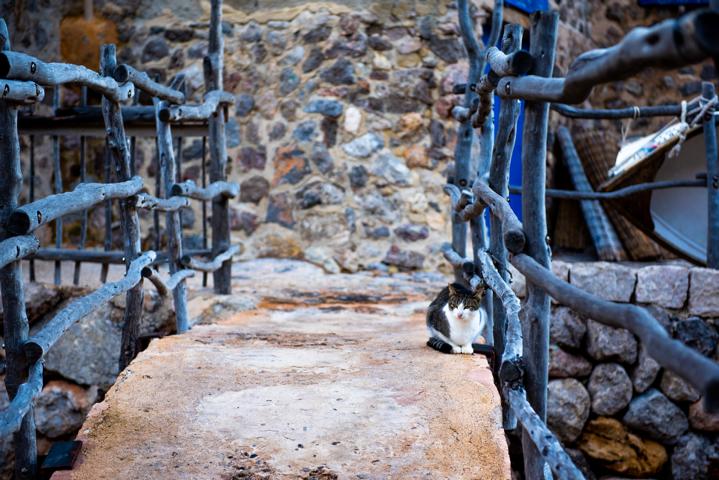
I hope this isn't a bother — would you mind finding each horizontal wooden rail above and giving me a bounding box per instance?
[8,177,144,235]
[113,65,184,104]
[23,251,156,362]
[0,51,135,103]
[0,235,39,269]
[507,387,586,480]
[509,178,707,200]
[141,267,196,297]
[0,79,44,103]
[135,193,190,211]
[0,361,43,438]
[551,100,700,119]
[181,244,240,273]
[159,90,234,122]
[439,242,483,291]
[466,182,526,254]
[170,179,239,201]
[30,248,211,264]
[511,253,719,412]
[497,9,719,103]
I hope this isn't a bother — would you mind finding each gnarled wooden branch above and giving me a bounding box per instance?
[497,9,719,103]
[0,235,39,270]
[0,361,43,438]
[181,244,240,273]
[23,251,156,362]
[0,79,44,103]
[511,253,719,412]
[159,90,234,122]
[135,193,190,211]
[141,268,196,297]
[509,178,707,200]
[551,100,700,119]
[0,51,135,103]
[113,65,184,104]
[170,179,239,200]
[486,46,534,77]
[466,182,525,253]
[7,177,144,235]
[507,388,586,480]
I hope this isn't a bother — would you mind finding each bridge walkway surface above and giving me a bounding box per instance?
[52,259,510,480]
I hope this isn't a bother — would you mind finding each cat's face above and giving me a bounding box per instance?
[447,284,484,320]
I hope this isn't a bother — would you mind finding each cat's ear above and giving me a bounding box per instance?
[448,284,456,296]
[474,285,486,298]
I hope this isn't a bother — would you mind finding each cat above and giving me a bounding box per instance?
[426,282,486,354]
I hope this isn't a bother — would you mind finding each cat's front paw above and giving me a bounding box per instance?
[451,345,463,354]
[460,344,474,354]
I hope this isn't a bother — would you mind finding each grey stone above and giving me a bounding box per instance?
[238,146,267,172]
[674,317,718,356]
[34,381,91,438]
[281,45,305,66]
[320,58,356,85]
[689,268,719,316]
[550,307,586,350]
[371,151,411,186]
[235,93,255,117]
[588,363,633,415]
[547,378,590,443]
[548,345,592,378]
[266,30,287,55]
[342,133,384,158]
[296,182,345,209]
[586,319,638,365]
[292,120,318,142]
[688,398,719,432]
[180,206,195,229]
[302,47,325,73]
[280,100,299,121]
[269,121,287,141]
[239,21,262,42]
[660,370,700,403]
[623,389,689,444]
[429,120,446,148]
[279,67,300,95]
[226,118,240,148]
[266,193,295,228]
[141,37,170,62]
[635,265,689,308]
[366,225,390,239]
[382,245,424,270]
[368,34,392,51]
[349,165,369,189]
[324,33,368,59]
[164,27,194,42]
[357,191,400,223]
[302,25,331,43]
[428,36,465,64]
[671,433,711,480]
[394,224,429,242]
[240,176,270,204]
[304,98,344,118]
[310,143,333,174]
[230,208,258,235]
[570,262,636,302]
[631,343,661,393]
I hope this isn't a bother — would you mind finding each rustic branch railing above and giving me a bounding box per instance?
[442,3,719,479]
[0,1,239,475]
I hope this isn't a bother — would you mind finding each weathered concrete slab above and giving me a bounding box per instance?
[54,260,510,479]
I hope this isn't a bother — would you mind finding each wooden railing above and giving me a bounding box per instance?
[446,1,719,478]
[0,1,238,478]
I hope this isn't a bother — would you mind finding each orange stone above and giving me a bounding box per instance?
[404,144,431,169]
[60,15,118,70]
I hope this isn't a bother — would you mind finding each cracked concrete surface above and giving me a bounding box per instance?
[52,259,510,479]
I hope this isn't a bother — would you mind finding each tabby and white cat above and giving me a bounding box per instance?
[426,283,486,354]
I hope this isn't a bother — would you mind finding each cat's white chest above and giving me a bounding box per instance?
[442,303,484,346]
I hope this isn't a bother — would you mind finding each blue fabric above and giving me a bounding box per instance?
[506,0,549,13]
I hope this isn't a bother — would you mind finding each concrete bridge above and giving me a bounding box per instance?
[51,259,510,479]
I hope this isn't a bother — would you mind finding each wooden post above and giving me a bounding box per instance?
[519,11,558,480]
[703,82,718,268]
[155,99,190,332]
[488,23,524,428]
[52,87,62,285]
[0,19,38,480]
[204,0,232,294]
[100,44,145,370]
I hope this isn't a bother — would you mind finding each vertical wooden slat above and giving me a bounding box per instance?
[201,136,208,287]
[100,141,112,283]
[153,138,161,252]
[28,133,35,282]
[155,99,190,333]
[100,44,145,370]
[489,23,524,430]
[52,87,62,285]
[704,81,719,268]
[519,11,558,480]
[73,86,88,285]
[205,0,232,294]
[0,18,38,480]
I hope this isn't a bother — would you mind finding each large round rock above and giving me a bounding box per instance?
[588,363,633,416]
[623,389,688,444]
[547,378,590,443]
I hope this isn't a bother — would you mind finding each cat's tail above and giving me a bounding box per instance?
[426,337,496,364]
[426,336,454,354]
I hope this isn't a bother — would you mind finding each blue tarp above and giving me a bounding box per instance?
[506,0,549,13]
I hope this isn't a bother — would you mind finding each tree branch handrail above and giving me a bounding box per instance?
[551,100,701,119]
[0,79,44,103]
[141,267,196,297]
[23,251,157,363]
[0,361,43,439]
[181,244,240,273]
[170,179,239,201]
[440,243,483,291]
[135,192,190,211]
[7,177,144,235]
[0,51,135,103]
[0,235,39,270]
[467,182,526,254]
[113,64,184,104]
[29,248,211,264]
[159,90,234,122]
[496,9,719,103]
[506,388,587,480]
[509,177,708,200]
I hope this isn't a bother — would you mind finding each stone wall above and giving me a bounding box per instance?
[508,259,719,479]
[3,0,715,272]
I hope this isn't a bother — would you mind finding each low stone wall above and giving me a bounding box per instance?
[509,260,719,479]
